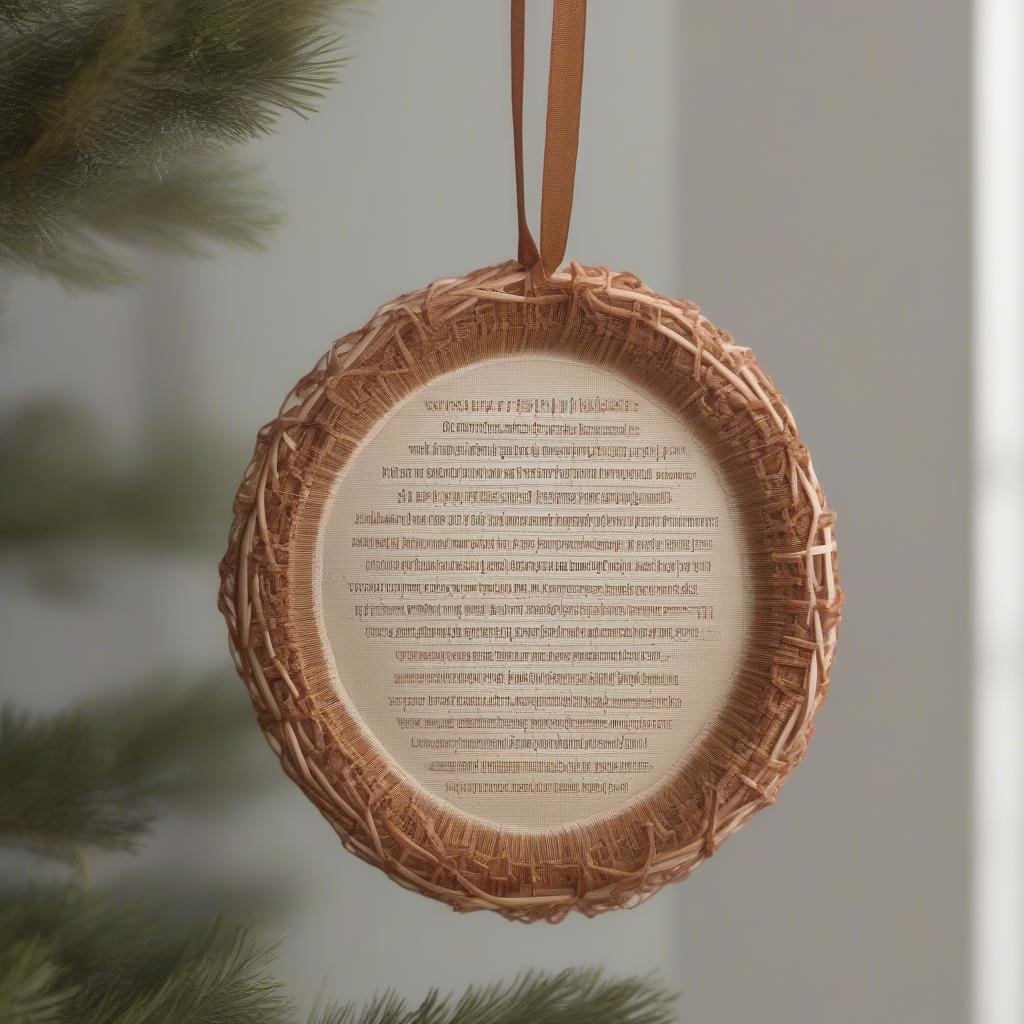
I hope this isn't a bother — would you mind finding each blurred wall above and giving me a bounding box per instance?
[0,2,970,1021]
[672,3,970,1021]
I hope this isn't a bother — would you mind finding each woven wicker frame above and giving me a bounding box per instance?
[219,261,842,922]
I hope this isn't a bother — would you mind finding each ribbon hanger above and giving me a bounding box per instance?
[511,0,587,284]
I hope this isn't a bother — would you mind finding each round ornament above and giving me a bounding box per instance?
[218,1,841,922]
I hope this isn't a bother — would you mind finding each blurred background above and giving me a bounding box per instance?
[2,2,1017,1023]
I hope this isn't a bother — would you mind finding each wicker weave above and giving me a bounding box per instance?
[218,261,842,922]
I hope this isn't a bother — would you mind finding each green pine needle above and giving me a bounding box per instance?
[0,398,237,555]
[1,885,680,1024]
[0,937,78,1024]
[0,891,293,1024]
[0,0,353,286]
[311,970,678,1024]
[85,924,292,1024]
[0,672,259,860]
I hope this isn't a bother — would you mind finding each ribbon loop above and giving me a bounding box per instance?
[511,0,587,283]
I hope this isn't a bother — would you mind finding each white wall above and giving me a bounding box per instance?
[671,3,971,1020]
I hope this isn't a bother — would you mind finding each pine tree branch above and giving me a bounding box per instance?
[86,924,292,1024]
[310,971,679,1024]
[0,936,77,1024]
[0,890,680,1024]
[0,890,294,1024]
[78,155,279,254]
[0,673,260,860]
[0,399,236,555]
[0,0,353,286]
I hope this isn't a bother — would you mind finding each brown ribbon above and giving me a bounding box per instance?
[511,0,587,283]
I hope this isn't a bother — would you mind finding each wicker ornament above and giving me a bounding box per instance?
[219,0,841,922]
